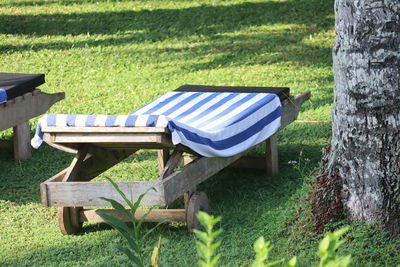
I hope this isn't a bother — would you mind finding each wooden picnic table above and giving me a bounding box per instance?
[0,73,64,160]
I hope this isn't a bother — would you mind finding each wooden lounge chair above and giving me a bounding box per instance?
[38,85,310,235]
[0,73,64,160]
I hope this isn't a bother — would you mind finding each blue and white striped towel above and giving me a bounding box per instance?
[0,89,7,104]
[31,91,282,157]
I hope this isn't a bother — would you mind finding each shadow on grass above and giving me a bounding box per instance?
[0,0,127,8]
[1,0,334,53]
[0,144,73,204]
[0,1,334,37]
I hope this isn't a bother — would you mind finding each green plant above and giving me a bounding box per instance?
[193,212,222,267]
[252,236,296,267]
[317,227,351,267]
[194,211,351,267]
[97,177,168,267]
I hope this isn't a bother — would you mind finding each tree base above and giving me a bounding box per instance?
[310,145,344,233]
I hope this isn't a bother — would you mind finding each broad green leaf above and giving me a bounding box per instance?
[194,230,209,243]
[211,229,222,239]
[284,256,297,267]
[340,255,352,267]
[210,241,221,254]
[333,227,349,239]
[196,242,208,259]
[210,255,220,267]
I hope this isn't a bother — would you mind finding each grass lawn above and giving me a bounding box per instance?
[0,0,399,266]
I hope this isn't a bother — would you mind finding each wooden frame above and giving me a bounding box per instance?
[0,89,64,161]
[40,91,310,234]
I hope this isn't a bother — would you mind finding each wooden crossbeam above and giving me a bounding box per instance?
[81,209,186,223]
[43,180,164,207]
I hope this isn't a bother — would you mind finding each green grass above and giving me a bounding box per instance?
[0,0,398,266]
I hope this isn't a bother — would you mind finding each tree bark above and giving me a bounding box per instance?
[319,0,400,235]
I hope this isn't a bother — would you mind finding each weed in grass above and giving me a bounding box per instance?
[194,212,223,267]
[97,177,168,267]
[194,211,351,267]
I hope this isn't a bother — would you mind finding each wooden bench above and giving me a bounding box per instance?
[0,89,64,160]
[39,86,310,234]
[0,73,64,161]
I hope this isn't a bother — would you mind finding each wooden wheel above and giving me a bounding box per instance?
[58,207,83,235]
[186,191,210,232]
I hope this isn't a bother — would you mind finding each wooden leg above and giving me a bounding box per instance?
[157,149,170,175]
[13,121,31,161]
[265,134,278,176]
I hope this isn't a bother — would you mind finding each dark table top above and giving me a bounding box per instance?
[0,73,45,99]
[175,84,290,100]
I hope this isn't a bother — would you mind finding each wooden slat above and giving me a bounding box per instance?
[93,143,173,149]
[175,84,290,100]
[280,91,311,129]
[53,133,167,144]
[183,155,267,169]
[40,168,69,207]
[43,133,170,152]
[44,181,165,207]
[81,208,186,223]
[42,126,169,134]
[0,91,64,131]
[43,134,79,153]
[162,150,248,205]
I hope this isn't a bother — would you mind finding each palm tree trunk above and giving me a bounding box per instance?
[314,0,400,236]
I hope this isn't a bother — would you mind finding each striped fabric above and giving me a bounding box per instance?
[31,91,282,157]
[0,89,7,104]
